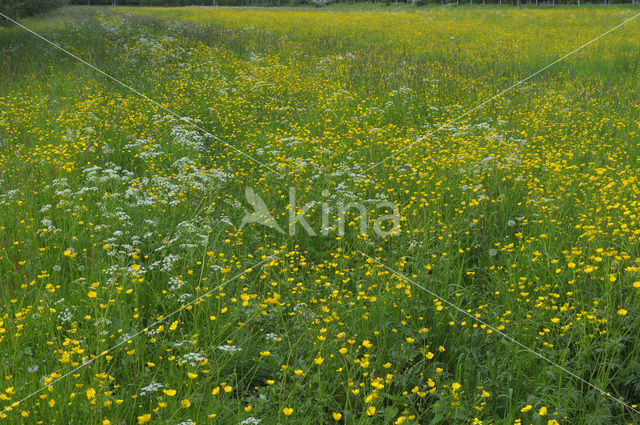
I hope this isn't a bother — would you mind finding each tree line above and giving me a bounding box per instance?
[67,0,637,5]
[1,0,636,21]
[0,0,67,19]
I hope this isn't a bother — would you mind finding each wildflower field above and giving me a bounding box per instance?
[1,5,640,424]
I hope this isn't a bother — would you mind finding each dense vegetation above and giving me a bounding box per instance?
[1,5,640,425]
[2,0,638,19]
[0,0,68,19]
[65,0,640,8]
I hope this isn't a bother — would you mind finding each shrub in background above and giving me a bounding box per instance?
[0,0,68,20]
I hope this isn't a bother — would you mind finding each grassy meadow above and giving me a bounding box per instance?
[1,4,640,424]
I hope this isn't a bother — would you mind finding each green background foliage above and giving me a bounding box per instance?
[0,0,69,19]
[1,0,637,19]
